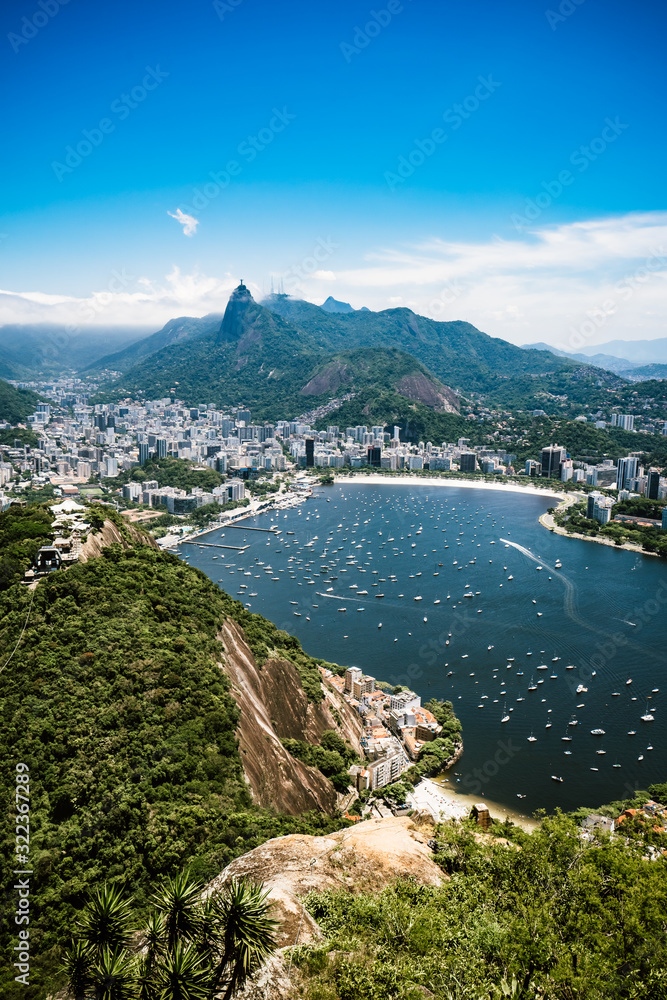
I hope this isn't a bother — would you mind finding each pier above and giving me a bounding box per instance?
[181,541,249,551]
[225,525,281,533]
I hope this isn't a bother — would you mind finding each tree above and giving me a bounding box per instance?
[151,873,204,953]
[210,878,279,999]
[77,885,135,954]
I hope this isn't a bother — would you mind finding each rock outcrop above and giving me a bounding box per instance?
[78,517,159,562]
[218,619,363,815]
[206,815,443,949]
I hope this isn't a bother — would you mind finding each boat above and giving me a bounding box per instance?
[555,560,562,569]
[463,592,474,598]
[641,704,655,722]
[611,692,620,697]
[627,730,636,736]
[590,728,605,736]
[528,679,537,691]
[434,599,441,605]
[414,596,422,602]
[561,734,572,742]
[337,607,347,612]
[551,775,564,783]
[626,679,632,685]
[527,733,537,742]
[507,575,513,580]
[377,623,382,628]
[501,713,510,723]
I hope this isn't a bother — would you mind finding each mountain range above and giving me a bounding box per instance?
[95,283,631,421]
[522,341,667,382]
[0,323,153,378]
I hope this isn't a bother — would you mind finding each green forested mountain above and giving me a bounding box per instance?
[0,378,41,423]
[84,313,223,373]
[99,285,460,420]
[96,287,664,420]
[0,530,348,999]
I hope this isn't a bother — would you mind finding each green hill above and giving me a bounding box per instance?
[99,285,461,420]
[0,378,41,424]
[0,531,348,999]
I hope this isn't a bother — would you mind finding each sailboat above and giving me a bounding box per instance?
[640,702,655,722]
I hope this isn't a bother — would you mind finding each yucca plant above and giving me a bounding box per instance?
[151,872,204,953]
[210,877,279,999]
[78,884,135,955]
[61,939,93,1000]
[89,946,138,1000]
[153,940,211,1000]
[143,911,166,971]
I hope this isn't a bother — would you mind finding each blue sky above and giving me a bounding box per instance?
[2,0,666,346]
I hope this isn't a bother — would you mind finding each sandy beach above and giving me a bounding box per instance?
[333,472,566,502]
[410,776,539,833]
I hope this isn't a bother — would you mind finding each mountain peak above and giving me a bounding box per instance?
[321,296,354,314]
[219,282,258,341]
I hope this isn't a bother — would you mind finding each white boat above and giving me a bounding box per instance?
[552,775,563,783]
[414,596,422,602]
[527,733,537,742]
[590,728,605,736]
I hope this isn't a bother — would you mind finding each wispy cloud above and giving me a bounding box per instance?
[0,214,664,345]
[167,208,199,236]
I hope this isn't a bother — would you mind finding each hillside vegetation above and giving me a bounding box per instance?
[0,379,41,424]
[0,542,348,1000]
[292,812,667,999]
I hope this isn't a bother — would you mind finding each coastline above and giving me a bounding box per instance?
[540,493,660,558]
[410,776,539,833]
[332,471,566,501]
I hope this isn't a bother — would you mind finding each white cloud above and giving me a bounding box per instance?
[0,213,665,348]
[0,268,242,329]
[167,208,199,237]
[319,212,667,348]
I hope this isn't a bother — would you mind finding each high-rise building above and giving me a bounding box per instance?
[156,438,168,458]
[647,469,661,500]
[367,446,382,467]
[305,438,314,467]
[459,452,477,473]
[540,444,566,478]
[138,443,150,464]
[237,409,251,425]
[616,456,639,491]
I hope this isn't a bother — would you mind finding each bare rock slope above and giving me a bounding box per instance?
[206,815,443,950]
[218,619,363,816]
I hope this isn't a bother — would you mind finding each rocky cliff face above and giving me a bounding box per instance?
[218,281,261,343]
[217,618,363,816]
[78,517,159,562]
